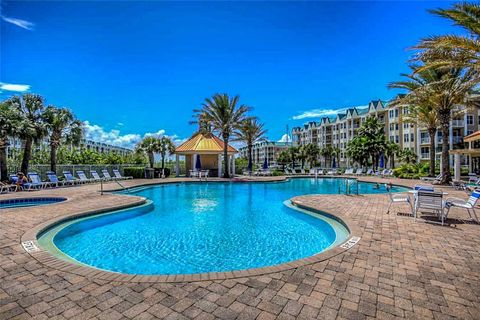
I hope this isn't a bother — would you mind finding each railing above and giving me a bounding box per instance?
[338,178,359,195]
[452,120,464,127]
[420,138,430,144]
[101,179,129,195]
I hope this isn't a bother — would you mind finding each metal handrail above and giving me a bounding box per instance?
[100,179,129,195]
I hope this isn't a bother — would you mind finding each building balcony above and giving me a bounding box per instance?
[452,120,464,127]
[420,138,430,144]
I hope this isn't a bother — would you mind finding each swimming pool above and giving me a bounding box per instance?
[1,197,66,209]
[38,178,404,275]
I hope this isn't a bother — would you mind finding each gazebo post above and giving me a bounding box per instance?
[232,155,235,177]
[175,154,180,177]
[454,153,461,181]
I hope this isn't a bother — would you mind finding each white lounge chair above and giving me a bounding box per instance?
[46,171,66,187]
[63,171,80,185]
[190,170,200,178]
[344,168,354,175]
[101,169,115,181]
[113,169,132,180]
[90,170,105,182]
[420,174,442,183]
[28,172,53,189]
[0,181,17,193]
[77,170,97,183]
[445,190,480,223]
[365,169,374,175]
[355,168,363,175]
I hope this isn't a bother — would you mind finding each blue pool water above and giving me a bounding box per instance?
[39,178,404,275]
[0,197,66,209]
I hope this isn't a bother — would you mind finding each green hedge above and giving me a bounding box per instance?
[124,167,145,179]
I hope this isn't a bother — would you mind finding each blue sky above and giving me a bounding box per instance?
[1,1,458,148]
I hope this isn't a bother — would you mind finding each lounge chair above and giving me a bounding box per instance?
[468,173,478,184]
[365,169,374,175]
[444,190,480,223]
[27,172,52,189]
[284,168,290,175]
[77,170,97,183]
[63,171,80,185]
[189,170,200,178]
[450,180,467,191]
[46,171,66,187]
[300,169,306,175]
[327,169,337,175]
[309,168,316,176]
[113,169,132,180]
[355,168,363,176]
[0,181,17,193]
[415,190,445,224]
[90,170,104,182]
[420,174,442,183]
[344,168,354,175]
[101,169,115,181]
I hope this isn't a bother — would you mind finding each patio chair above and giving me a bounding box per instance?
[101,169,115,181]
[27,172,52,189]
[468,173,478,184]
[415,190,445,224]
[365,169,374,175]
[200,169,209,180]
[444,190,480,223]
[76,170,96,183]
[300,169,306,175]
[46,171,66,187]
[355,168,363,175]
[309,168,316,176]
[113,169,132,180]
[63,171,80,185]
[344,168,354,175]
[90,170,104,182]
[190,170,200,178]
[450,180,467,191]
[386,186,412,215]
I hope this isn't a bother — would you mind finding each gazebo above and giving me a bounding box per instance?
[450,130,480,180]
[174,132,238,177]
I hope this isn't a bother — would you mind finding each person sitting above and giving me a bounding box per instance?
[16,172,28,188]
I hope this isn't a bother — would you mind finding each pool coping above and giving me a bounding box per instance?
[20,177,399,283]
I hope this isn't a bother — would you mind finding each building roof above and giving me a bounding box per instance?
[464,130,480,143]
[175,132,238,155]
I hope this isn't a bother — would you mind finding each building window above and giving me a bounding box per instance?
[404,134,409,142]
[467,115,474,125]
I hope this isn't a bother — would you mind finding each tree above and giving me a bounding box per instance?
[320,146,333,167]
[287,146,299,169]
[42,106,83,172]
[385,141,400,169]
[0,102,22,180]
[398,148,417,165]
[331,147,341,167]
[201,94,250,178]
[277,150,291,170]
[355,116,387,169]
[7,94,47,173]
[235,118,267,172]
[304,143,320,168]
[389,66,441,176]
[157,136,176,169]
[415,2,480,73]
[297,145,308,169]
[346,137,369,168]
[136,137,160,168]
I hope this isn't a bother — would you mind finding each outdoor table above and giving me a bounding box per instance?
[408,190,448,221]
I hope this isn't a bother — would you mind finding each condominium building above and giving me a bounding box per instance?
[239,141,291,167]
[292,99,480,168]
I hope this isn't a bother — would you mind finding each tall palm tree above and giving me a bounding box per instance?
[399,148,418,165]
[331,146,341,167]
[42,106,83,172]
[357,116,387,170]
[297,145,309,169]
[157,136,176,169]
[304,143,320,168]
[235,118,267,173]
[136,137,160,168]
[201,94,250,178]
[385,140,400,169]
[0,102,22,180]
[320,146,333,167]
[389,66,441,177]
[346,137,369,168]
[7,94,47,173]
[288,146,299,169]
[415,2,480,72]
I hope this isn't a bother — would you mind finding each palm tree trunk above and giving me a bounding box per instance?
[148,152,154,168]
[50,144,58,173]
[223,134,230,178]
[428,129,436,177]
[440,125,451,184]
[161,153,165,169]
[0,136,8,181]
[247,145,253,171]
[20,138,33,174]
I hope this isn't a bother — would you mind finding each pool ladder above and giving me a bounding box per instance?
[338,178,359,195]
[100,179,130,195]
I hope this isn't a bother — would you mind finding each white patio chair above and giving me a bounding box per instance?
[445,190,480,223]
[415,190,445,224]
[386,188,412,215]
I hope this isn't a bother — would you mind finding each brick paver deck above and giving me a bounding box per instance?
[1,176,479,319]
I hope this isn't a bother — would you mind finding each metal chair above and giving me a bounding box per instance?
[415,190,445,224]
[445,190,480,223]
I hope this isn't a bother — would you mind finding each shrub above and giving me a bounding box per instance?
[124,167,145,179]
[393,163,428,179]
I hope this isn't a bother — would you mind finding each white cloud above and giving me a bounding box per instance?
[83,121,186,149]
[291,105,368,120]
[278,134,292,143]
[0,82,30,92]
[1,16,34,30]
[117,122,124,126]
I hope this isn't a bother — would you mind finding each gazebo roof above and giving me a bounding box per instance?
[464,130,480,143]
[175,132,238,155]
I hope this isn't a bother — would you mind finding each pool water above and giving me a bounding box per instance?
[39,178,404,275]
[0,197,66,209]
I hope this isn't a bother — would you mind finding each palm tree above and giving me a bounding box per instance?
[297,145,308,169]
[415,3,480,73]
[42,106,83,172]
[320,146,333,167]
[356,116,387,169]
[157,136,176,169]
[7,94,47,173]
[287,146,299,169]
[235,118,267,173]
[389,66,441,177]
[385,141,400,169]
[201,93,250,178]
[136,137,160,168]
[399,148,418,165]
[331,147,341,167]
[346,137,369,168]
[304,143,320,168]
[0,102,22,180]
